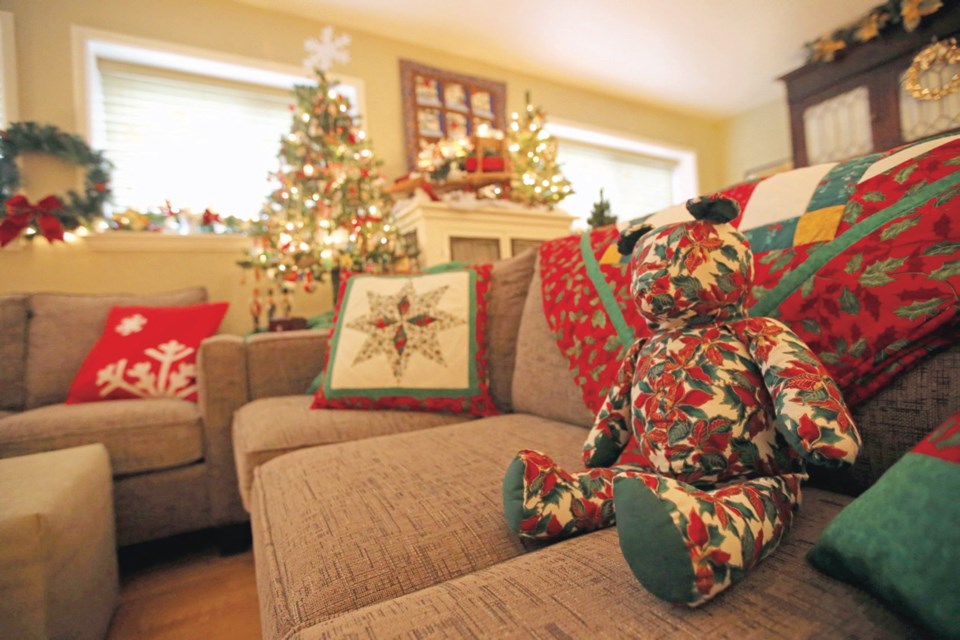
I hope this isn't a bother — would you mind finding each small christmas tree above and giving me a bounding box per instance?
[240,29,403,327]
[507,92,573,209]
[587,189,617,228]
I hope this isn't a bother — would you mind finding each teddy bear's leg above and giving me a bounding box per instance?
[613,472,804,607]
[502,449,622,540]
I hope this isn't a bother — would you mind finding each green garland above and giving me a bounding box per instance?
[0,121,112,230]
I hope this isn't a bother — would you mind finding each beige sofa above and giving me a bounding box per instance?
[0,287,249,546]
[231,248,958,639]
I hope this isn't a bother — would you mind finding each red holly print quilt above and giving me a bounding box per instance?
[540,134,960,413]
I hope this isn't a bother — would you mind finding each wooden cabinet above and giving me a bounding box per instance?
[781,4,960,167]
[394,202,574,267]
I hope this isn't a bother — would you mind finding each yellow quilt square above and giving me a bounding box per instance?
[793,206,844,247]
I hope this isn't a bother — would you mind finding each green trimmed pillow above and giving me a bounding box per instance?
[808,409,960,638]
[311,265,498,416]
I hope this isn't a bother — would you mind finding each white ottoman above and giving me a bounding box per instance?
[0,444,119,640]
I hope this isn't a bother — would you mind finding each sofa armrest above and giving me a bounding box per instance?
[246,329,329,400]
[197,334,248,526]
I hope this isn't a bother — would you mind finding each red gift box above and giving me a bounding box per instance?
[465,156,506,172]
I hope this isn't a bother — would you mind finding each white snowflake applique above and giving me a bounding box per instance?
[95,340,197,399]
[304,26,351,73]
[115,313,148,336]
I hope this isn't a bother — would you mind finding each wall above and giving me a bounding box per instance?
[723,99,792,187]
[0,0,741,334]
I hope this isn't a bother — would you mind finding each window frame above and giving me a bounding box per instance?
[0,11,19,127]
[69,26,367,242]
[549,118,698,226]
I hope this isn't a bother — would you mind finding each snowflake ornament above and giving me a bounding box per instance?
[115,313,148,336]
[304,26,351,73]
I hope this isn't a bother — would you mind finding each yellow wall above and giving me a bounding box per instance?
[0,0,741,334]
[723,99,792,186]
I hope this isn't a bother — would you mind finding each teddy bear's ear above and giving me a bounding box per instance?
[617,223,655,256]
[686,195,740,223]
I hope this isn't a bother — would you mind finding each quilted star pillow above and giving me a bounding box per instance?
[66,302,228,404]
[311,265,498,416]
[807,409,960,638]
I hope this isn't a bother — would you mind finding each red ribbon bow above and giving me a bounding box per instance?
[202,208,222,226]
[0,195,65,247]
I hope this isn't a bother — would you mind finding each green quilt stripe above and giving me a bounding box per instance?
[751,171,960,317]
[806,153,881,212]
[580,230,633,348]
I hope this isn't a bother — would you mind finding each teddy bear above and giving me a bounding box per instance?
[502,195,862,606]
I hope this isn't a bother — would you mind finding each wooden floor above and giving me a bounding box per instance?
[106,532,262,640]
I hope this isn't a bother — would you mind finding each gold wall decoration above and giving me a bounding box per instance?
[904,37,960,100]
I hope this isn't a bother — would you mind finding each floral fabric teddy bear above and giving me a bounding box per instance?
[502,195,862,606]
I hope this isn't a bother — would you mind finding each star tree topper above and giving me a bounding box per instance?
[304,26,352,73]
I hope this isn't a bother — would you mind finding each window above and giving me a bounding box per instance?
[550,121,697,229]
[0,11,18,127]
[73,28,365,221]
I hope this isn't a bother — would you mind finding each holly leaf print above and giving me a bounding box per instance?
[930,260,960,281]
[894,298,945,320]
[839,288,860,315]
[844,253,864,275]
[861,191,886,202]
[926,241,960,256]
[879,216,920,241]
[894,163,917,184]
[859,257,907,287]
[842,201,862,225]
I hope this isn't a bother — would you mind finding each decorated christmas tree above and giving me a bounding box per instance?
[587,189,617,228]
[507,92,573,209]
[239,28,401,327]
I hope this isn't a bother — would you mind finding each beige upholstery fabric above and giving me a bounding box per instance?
[295,489,925,640]
[511,262,595,427]
[0,294,28,411]
[0,398,202,475]
[486,249,537,413]
[197,334,249,525]
[114,462,212,546]
[251,414,588,640]
[0,445,118,640]
[247,330,329,400]
[811,341,960,495]
[24,287,207,409]
[233,395,470,509]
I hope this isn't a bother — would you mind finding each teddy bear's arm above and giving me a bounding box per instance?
[733,317,861,467]
[582,337,646,468]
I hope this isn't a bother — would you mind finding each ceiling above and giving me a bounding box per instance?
[234,0,883,118]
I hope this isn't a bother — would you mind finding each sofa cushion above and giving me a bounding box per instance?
[293,489,924,640]
[0,294,28,411]
[65,302,228,404]
[511,261,594,427]
[312,266,498,416]
[233,395,470,509]
[486,248,537,412]
[0,399,202,475]
[24,287,207,409]
[250,414,588,640]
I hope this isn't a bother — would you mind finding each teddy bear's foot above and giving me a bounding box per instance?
[502,449,619,540]
[613,472,804,607]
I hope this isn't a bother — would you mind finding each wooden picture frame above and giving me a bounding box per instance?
[399,59,507,171]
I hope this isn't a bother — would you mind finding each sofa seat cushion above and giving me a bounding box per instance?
[0,294,28,411]
[233,395,472,509]
[292,489,926,640]
[0,399,202,475]
[250,414,588,640]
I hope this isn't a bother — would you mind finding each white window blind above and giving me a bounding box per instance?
[556,140,677,226]
[97,59,294,219]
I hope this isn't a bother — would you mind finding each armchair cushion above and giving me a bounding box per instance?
[0,294,28,411]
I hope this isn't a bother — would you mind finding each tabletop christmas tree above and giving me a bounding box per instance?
[587,188,616,228]
[239,28,401,329]
[507,92,573,209]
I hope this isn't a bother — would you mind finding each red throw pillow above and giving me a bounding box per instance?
[65,302,228,404]
[312,265,499,416]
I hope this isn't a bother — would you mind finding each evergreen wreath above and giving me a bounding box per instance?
[0,121,112,233]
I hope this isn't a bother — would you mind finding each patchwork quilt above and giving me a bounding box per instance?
[541,134,960,414]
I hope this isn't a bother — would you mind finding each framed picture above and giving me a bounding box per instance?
[399,60,507,171]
